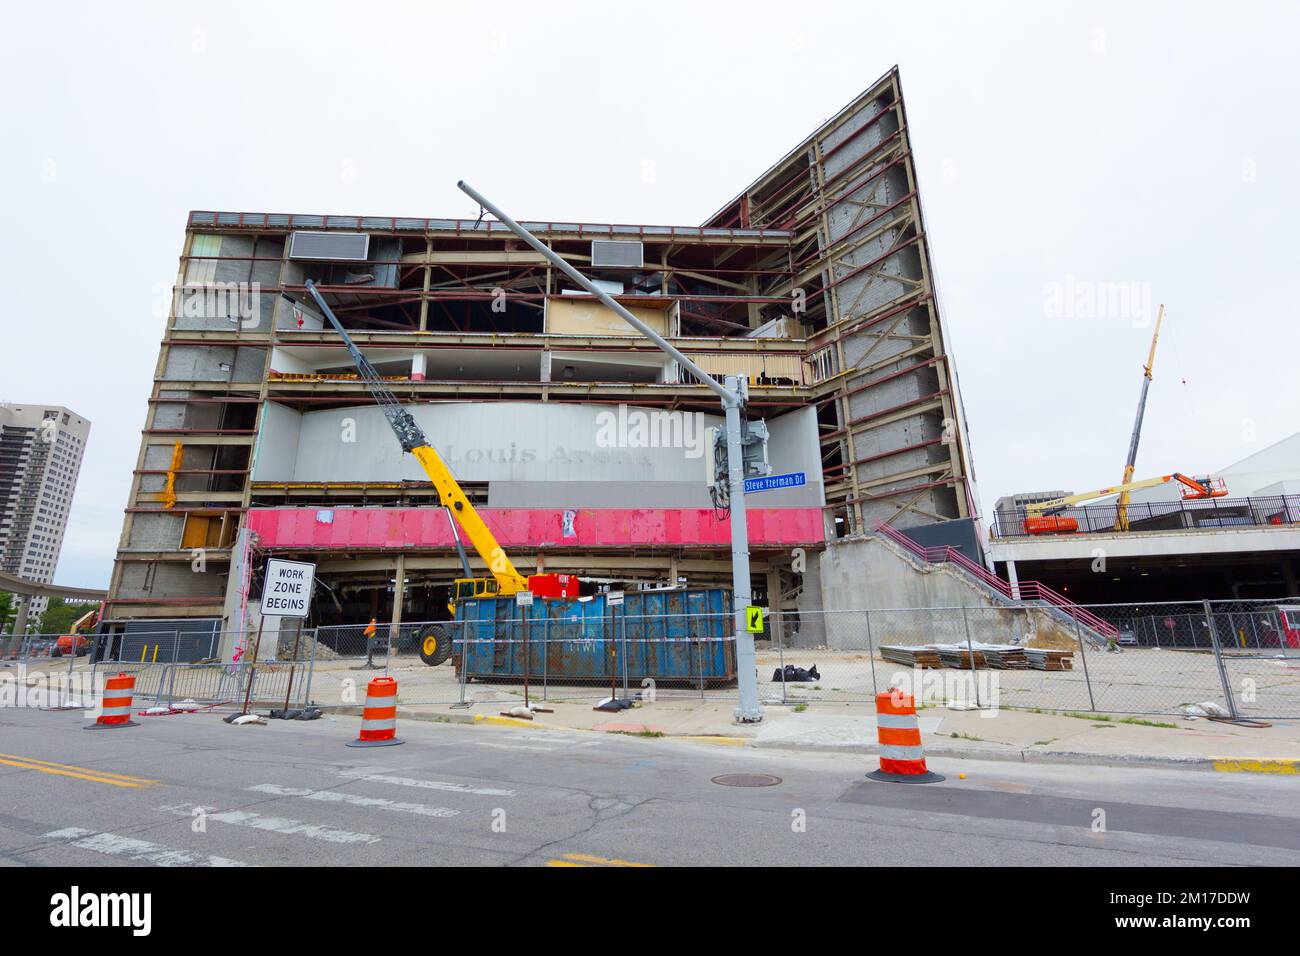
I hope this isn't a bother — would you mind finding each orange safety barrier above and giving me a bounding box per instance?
[86,673,139,730]
[866,690,942,783]
[346,676,403,748]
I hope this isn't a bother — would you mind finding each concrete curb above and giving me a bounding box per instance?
[318,704,478,725]
[317,704,1300,773]
[753,738,1300,773]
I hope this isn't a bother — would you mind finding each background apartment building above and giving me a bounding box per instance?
[103,68,979,645]
[0,404,91,621]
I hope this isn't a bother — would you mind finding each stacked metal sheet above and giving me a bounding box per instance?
[879,645,943,668]
[930,644,987,669]
[1024,648,1074,671]
[976,645,1030,669]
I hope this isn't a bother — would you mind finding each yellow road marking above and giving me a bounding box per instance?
[1211,758,1299,775]
[676,735,747,747]
[545,859,585,867]
[0,753,157,784]
[561,852,653,867]
[0,753,158,788]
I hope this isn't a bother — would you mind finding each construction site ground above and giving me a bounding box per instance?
[317,642,1300,714]
[301,646,1300,773]
[25,645,1299,773]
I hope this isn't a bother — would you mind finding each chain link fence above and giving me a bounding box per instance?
[2,627,319,714]
[12,599,1292,719]
[318,599,1298,719]
[761,600,1300,719]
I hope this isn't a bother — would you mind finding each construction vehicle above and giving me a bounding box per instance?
[1023,472,1227,534]
[296,281,576,666]
[52,605,101,657]
[1273,606,1300,650]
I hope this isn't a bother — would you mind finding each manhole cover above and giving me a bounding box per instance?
[711,773,782,788]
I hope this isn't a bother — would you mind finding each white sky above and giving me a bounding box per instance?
[2,0,1297,590]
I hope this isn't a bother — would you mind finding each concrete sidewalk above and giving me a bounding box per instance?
[369,694,1300,774]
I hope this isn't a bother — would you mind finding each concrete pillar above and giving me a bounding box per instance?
[411,353,427,381]
[765,565,784,646]
[796,554,826,648]
[390,554,407,648]
[257,614,282,661]
[1006,559,1021,600]
[220,526,256,661]
[5,596,30,657]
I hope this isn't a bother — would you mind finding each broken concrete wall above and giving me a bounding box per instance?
[115,561,227,600]
[124,511,185,551]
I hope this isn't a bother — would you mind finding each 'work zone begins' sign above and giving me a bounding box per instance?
[260,558,316,618]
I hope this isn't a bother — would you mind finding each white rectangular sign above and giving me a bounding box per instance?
[607,590,625,606]
[515,591,534,607]
[260,558,316,618]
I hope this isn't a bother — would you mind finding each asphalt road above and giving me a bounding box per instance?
[0,705,1296,867]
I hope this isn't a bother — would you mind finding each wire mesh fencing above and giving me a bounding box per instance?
[762,600,1300,718]
[301,600,1300,718]
[324,612,740,709]
[33,598,1291,719]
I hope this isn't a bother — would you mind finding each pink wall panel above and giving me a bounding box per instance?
[246,507,824,550]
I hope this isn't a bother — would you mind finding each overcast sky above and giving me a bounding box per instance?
[2,0,1296,590]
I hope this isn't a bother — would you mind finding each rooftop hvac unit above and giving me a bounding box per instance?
[289,231,371,261]
[591,240,643,269]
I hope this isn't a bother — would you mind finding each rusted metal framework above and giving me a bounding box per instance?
[105,65,977,626]
[707,67,977,534]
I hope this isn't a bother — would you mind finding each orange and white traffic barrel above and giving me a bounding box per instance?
[346,676,403,748]
[85,673,139,730]
[867,690,942,783]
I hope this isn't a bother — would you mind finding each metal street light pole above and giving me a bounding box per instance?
[456,180,762,722]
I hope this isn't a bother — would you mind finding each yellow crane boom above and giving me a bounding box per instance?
[1117,305,1164,530]
[1027,472,1220,517]
[300,281,529,596]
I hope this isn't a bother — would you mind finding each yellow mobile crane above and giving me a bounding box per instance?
[295,281,575,665]
[1024,472,1226,534]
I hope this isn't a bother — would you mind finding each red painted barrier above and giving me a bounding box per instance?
[246,507,825,550]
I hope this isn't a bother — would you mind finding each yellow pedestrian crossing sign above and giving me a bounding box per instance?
[746,606,764,632]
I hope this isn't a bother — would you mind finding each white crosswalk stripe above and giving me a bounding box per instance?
[159,804,381,845]
[247,783,459,818]
[334,767,516,797]
[43,827,250,867]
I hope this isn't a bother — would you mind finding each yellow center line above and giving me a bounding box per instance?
[545,859,585,867]
[561,852,653,867]
[0,753,158,788]
[0,753,158,784]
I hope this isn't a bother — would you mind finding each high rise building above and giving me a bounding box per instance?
[0,404,91,620]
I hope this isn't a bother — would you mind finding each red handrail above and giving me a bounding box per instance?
[873,522,1117,638]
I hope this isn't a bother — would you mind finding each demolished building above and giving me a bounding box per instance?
[104,67,980,651]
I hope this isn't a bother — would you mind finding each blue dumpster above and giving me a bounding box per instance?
[454,587,736,687]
